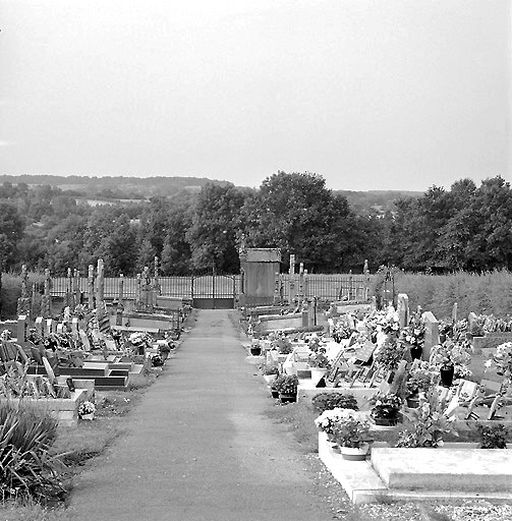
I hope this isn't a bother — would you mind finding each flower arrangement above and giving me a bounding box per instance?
[332,323,351,343]
[406,364,435,396]
[430,339,471,376]
[275,336,293,355]
[401,312,425,347]
[262,363,279,376]
[275,374,298,395]
[374,337,404,372]
[369,393,402,421]
[312,392,359,413]
[78,401,96,419]
[314,407,359,437]
[395,392,457,448]
[490,342,512,378]
[330,416,372,449]
[308,351,331,370]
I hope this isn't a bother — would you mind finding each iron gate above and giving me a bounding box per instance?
[191,275,237,309]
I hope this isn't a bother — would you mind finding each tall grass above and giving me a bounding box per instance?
[0,402,64,502]
[0,272,45,320]
[386,269,512,320]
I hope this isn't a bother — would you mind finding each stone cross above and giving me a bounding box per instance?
[422,311,440,360]
[397,293,409,329]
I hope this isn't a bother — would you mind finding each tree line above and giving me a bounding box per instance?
[0,173,511,276]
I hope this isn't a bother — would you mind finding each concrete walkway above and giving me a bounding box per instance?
[68,310,333,521]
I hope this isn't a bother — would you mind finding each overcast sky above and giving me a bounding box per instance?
[0,0,510,191]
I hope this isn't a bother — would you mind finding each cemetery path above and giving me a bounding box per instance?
[67,309,334,521]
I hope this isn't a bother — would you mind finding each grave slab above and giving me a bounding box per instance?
[371,448,512,492]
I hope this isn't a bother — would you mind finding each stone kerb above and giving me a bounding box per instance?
[472,332,512,352]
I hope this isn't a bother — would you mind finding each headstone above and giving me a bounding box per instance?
[397,294,409,329]
[56,323,64,335]
[452,303,458,324]
[71,318,79,340]
[42,356,55,385]
[44,319,53,336]
[35,317,44,338]
[17,315,27,343]
[88,264,95,309]
[422,311,440,360]
[468,312,479,335]
[79,330,91,351]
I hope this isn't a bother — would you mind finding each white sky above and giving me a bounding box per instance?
[0,0,510,191]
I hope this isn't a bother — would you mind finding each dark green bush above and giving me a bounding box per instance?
[0,402,65,501]
[478,423,508,449]
[312,392,359,413]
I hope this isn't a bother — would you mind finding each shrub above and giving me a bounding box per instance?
[478,423,508,449]
[0,402,65,501]
[312,392,359,413]
[275,374,298,395]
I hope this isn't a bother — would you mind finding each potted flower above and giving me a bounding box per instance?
[261,363,279,385]
[312,392,359,413]
[330,416,372,460]
[308,350,331,387]
[401,314,425,360]
[314,407,358,440]
[78,401,96,421]
[430,339,472,387]
[369,392,402,426]
[374,336,405,374]
[395,391,457,447]
[275,374,299,403]
[405,364,434,408]
[250,341,262,356]
[270,374,286,399]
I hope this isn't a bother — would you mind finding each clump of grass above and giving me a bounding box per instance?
[0,402,65,503]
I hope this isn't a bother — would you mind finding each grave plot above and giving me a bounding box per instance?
[247,291,512,503]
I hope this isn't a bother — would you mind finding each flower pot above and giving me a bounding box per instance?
[440,365,454,387]
[279,392,297,404]
[250,346,262,356]
[296,369,312,380]
[410,346,422,360]
[80,413,94,421]
[310,368,327,387]
[406,395,420,408]
[263,374,277,385]
[270,389,279,399]
[339,445,370,461]
[372,417,398,426]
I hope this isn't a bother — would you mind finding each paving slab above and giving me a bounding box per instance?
[67,310,333,521]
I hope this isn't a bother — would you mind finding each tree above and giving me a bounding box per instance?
[186,183,246,273]
[0,202,24,271]
[240,172,357,272]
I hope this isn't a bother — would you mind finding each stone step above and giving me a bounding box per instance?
[371,448,512,492]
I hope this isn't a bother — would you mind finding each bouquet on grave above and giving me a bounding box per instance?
[369,392,402,421]
[487,341,512,380]
[400,312,425,347]
[406,363,436,396]
[78,401,96,418]
[374,336,405,372]
[314,407,363,437]
[430,339,471,377]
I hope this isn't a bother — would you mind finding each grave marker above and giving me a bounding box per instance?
[35,317,44,338]
[422,311,440,360]
[17,315,27,343]
[397,294,409,329]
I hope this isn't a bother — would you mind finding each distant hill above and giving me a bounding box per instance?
[0,175,231,200]
[336,189,422,215]
[0,174,423,213]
